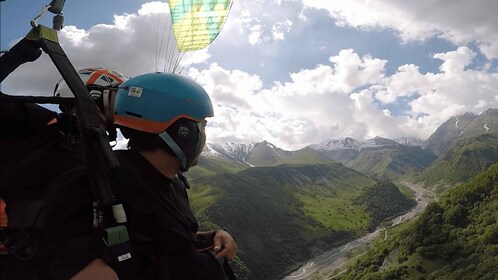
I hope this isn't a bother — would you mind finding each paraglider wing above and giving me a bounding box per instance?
[168,0,233,52]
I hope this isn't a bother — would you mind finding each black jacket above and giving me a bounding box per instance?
[111,150,225,280]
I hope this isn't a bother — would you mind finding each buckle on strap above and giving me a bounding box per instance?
[103,225,131,262]
[102,225,141,279]
[105,225,129,246]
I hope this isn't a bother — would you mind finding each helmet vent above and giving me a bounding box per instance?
[125,111,142,118]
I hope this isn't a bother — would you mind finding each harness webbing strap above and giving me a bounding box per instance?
[0,92,76,105]
[1,25,119,213]
[35,28,119,213]
[223,259,237,280]
[0,38,41,83]
[38,233,103,256]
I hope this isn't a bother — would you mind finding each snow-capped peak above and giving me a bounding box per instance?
[393,137,424,147]
[309,137,362,150]
[310,137,392,151]
[203,142,255,166]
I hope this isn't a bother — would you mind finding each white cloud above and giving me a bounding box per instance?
[434,47,476,73]
[272,19,293,41]
[187,49,392,149]
[190,46,498,150]
[222,0,301,47]
[302,0,498,59]
[2,1,208,95]
[282,50,386,95]
[248,24,263,45]
[376,64,428,104]
[2,1,497,151]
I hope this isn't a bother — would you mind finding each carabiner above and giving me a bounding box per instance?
[30,4,52,28]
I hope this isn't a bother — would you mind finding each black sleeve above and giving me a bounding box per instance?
[0,101,58,141]
[110,151,195,253]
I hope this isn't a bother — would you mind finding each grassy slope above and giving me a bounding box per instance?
[346,146,436,179]
[416,132,498,188]
[189,163,376,279]
[188,162,416,279]
[187,156,249,179]
[337,163,498,280]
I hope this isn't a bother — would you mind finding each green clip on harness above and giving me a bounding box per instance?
[105,226,129,248]
[104,225,132,263]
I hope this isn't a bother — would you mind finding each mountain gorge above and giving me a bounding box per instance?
[186,108,498,279]
[337,163,498,280]
[188,163,414,279]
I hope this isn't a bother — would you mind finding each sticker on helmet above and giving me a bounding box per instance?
[89,90,102,100]
[128,86,143,98]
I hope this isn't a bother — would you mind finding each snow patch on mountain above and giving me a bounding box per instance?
[394,137,424,147]
[309,137,362,150]
[484,123,489,131]
[310,136,403,151]
[203,142,255,166]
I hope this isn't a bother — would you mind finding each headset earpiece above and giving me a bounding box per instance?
[167,119,199,152]
[176,123,196,144]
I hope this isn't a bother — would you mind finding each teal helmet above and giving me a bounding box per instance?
[114,72,214,171]
[115,72,213,133]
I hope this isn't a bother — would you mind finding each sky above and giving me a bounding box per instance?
[1,0,498,151]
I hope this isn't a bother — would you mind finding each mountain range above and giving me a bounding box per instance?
[186,107,498,279]
[198,108,498,181]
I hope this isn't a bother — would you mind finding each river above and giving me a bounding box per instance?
[282,181,437,280]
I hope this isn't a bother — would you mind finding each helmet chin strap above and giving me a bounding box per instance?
[159,131,188,171]
[158,122,202,172]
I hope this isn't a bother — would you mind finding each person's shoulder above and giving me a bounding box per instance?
[109,150,143,187]
[26,103,59,124]
[113,149,137,169]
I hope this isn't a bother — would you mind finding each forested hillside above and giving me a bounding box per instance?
[345,145,436,179]
[337,163,498,280]
[187,111,498,279]
[416,132,498,189]
[353,179,417,230]
[188,163,415,279]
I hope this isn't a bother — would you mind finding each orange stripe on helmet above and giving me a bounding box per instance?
[105,72,125,84]
[0,199,7,227]
[86,69,124,86]
[46,118,58,125]
[86,69,109,85]
[115,114,205,134]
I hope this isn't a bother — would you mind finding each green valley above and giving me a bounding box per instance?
[335,163,498,280]
[188,162,415,279]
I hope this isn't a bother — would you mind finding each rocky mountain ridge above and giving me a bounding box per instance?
[202,108,498,163]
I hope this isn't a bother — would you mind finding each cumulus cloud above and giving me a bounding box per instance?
[222,0,301,47]
[189,45,498,150]
[302,0,498,60]
[248,24,263,45]
[2,1,497,151]
[434,47,476,73]
[2,1,209,95]
[272,19,293,41]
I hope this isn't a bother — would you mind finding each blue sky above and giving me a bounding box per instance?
[1,0,498,150]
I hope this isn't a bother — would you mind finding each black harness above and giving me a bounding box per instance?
[0,2,237,279]
[0,3,132,278]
